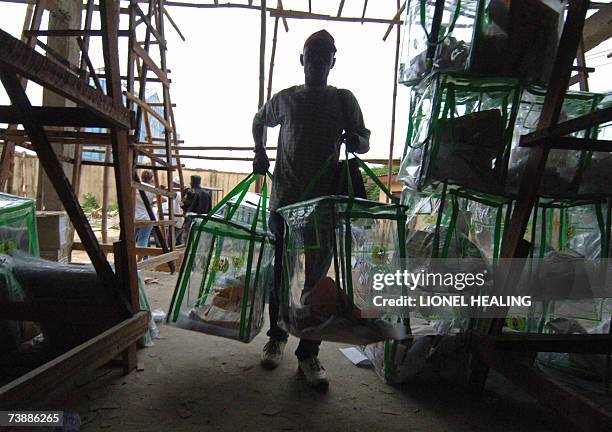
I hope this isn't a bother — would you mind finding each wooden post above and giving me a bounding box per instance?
[468,0,591,394]
[100,0,140,311]
[266,17,279,102]
[101,146,112,244]
[385,0,401,202]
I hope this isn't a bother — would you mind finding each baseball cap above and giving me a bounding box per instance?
[304,30,336,52]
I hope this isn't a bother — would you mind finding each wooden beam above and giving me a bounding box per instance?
[269,8,402,25]
[132,1,167,49]
[100,0,140,311]
[0,106,114,128]
[72,241,174,256]
[475,346,612,432]
[22,29,131,37]
[124,90,173,130]
[469,0,591,395]
[0,29,131,128]
[132,42,170,87]
[582,3,612,52]
[386,0,401,201]
[134,219,176,227]
[520,107,612,147]
[163,5,186,41]
[382,1,406,41]
[132,180,177,198]
[0,312,148,409]
[80,159,177,170]
[545,137,612,152]
[0,70,130,316]
[137,249,183,270]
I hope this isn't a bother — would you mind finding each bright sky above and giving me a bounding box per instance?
[1,1,610,174]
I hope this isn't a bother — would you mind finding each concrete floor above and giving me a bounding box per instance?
[48,271,582,432]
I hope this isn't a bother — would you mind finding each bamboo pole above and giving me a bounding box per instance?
[255,0,267,193]
[267,17,279,102]
[386,0,402,201]
[101,146,111,244]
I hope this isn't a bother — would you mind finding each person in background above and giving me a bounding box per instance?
[182,175,212,215]
[135,170,156,248]
[252,30,370,390]
[181,175,213,236]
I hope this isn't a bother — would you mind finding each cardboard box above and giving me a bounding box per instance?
[39,243,70,263]
[36,211,70,250]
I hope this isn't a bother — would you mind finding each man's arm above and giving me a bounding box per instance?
[340,89,370,154]
[252,94,281,174]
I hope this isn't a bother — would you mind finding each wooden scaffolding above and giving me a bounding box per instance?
[1,1,612,428]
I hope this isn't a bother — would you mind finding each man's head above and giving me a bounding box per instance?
[190,175,201,188]
[301,30,336,87]
[141,170,153,184]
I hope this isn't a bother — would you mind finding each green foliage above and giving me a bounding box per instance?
[82,192,100,212]
[107,202,119,212]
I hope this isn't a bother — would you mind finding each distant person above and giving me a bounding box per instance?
[181,175,213,234]
[252,30,370,390]
[135,170,156,248]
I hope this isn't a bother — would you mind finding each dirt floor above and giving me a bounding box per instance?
[41,270,589,432]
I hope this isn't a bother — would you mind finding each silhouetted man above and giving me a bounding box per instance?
[252,30,370,390]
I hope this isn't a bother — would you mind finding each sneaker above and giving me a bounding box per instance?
[298,356,330,390]
[261,338,286,369]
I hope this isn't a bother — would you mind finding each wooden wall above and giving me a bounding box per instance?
[8,152,254,206]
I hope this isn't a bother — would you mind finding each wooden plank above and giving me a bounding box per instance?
[80,159,177,171]
[0,106,114,128]
[72,241,174,256]
[475,346,612,432]
[382,1,406,41]
[469,0,591,393]
[0,71,131,316]
[0,312,149,409]
[132,42,170,87]
[134,219,176,227]
[137,249,184,270]
[132,2,167,49]
[547,137,612,152]
[268,8,402,25]
[124,90,173,130]
[163,6,186,41]
[22,29,130,37]
[0,129,135,145]
[100,0,140,311]
[520,107,612,147]
[132,180,176,198]
[582,3,612,52]
[0,29,130,129]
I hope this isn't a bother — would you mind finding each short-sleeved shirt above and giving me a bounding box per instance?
[254,85,370,211]
[135,184,156,221]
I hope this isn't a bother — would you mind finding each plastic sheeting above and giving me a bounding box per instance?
[167,174,274,343]
[0,192,39,256]
[399,0,564,86]
[0,252,158,352]
[398,73,521,195]
[507,87,603,198]
[278,195,409,345]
